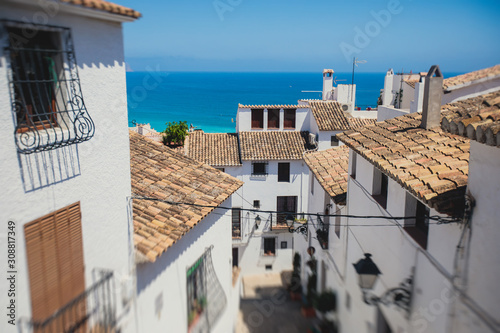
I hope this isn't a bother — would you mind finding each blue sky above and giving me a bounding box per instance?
[118,0,500,73]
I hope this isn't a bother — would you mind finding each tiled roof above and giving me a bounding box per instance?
[130,131,243,263]
[443,64,500,90]
[238,104,309,109]
[60,0,141,18]
[441,91,500,147]
[337,110,472,217]
[239,131,314,160]
[304,146,350,204]
[186,131,241,166]
[309,100,376,131]
[404,80,418,89]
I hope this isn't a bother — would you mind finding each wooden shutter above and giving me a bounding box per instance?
[24,202,86,331]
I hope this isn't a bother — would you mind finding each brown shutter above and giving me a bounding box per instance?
[24,202,86,331]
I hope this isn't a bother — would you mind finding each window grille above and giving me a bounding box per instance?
[187,246,226,333]
[2,20,95,154]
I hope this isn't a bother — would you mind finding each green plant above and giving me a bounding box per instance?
[163,120,188,145]
[315,290,337,313]
[290,271,302,294]
[293,252,301,272]
[306,273,317,307]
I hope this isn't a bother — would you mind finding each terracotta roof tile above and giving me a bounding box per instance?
[239,131,314,160]
[60,0,141,18]
[441,91,500,147]
[309,101,376,131]
[186,131,241,166]
[336,94,495,216]
[130,131,243,263]
[304,146,350,204]
[443,64,500,90]
[404,79,418,89]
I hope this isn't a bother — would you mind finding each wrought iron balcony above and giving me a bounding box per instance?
[3,20,95,154]
[20,271,115,333]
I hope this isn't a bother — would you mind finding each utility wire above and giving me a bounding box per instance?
[131,196,461,225]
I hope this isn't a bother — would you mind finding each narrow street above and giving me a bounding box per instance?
[236,272,316,333]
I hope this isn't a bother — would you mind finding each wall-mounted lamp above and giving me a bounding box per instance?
[286,214,308,235]
[353,253,412,313]
[255,215,261,229]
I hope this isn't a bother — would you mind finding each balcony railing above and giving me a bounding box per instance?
[21,271,116,333]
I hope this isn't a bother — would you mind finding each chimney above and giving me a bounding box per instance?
[322,69,334,100]
[421,65,443,129]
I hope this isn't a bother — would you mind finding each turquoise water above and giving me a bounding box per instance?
[126,71,460,133]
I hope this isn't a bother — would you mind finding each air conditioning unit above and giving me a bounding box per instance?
[308,133,317,146]
[341,104,349,112]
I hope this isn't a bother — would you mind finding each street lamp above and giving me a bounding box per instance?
[353,253,413,313]
[255,215,261,229]
[286,214,308,235]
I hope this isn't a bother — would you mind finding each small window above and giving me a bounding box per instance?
[265,265,273,270]
[267,109,279,129]
[281,241,287,249]
[331,135,339,147]
[278,162,290,182]
[232,208,241,238]
[373,170,388,209]
[284,109,296,129]
[215,167,225,172]
[5,22,94,154]
[263,238,276,256]
[335,212,341,238]
[252,162,267,175]
[253,200,260,209]
[404,200,429,249]
[251,109,264,129]
[350,152,357,179]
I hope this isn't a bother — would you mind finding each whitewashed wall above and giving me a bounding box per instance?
[0,3,135,333]
[135,203,235,333]
[236,107,309,132]
[442,77,500,105]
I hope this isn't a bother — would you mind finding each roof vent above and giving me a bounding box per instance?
[421,65,443,129]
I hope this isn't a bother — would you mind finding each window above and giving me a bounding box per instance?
[252,162,267,176]
[5,22,94,154]
[253,200,260,209]
[251,109,264,129]
[335,212,341,238]
[276,196,297,225]
[373,169,388,209]
[284,109,296,129]
[265,265,273,270]
[232,248,238,267]
[404,200,430,249]
[187,254,207,329]
[278,162,290,182]
[350,151,357,179]
[331,135,339,146]
[267,108,279,129]
[24,202,86,329]
[263,238,276,255]
[281,241,288,249]
[232,208,241,238]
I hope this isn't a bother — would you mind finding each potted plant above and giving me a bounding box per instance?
[301,273,317,317]
[316,228,328,249]
[162,120,188,147]
[315,290,337,314]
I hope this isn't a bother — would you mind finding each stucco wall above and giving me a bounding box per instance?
[135,203,235,333]
[236,107,309,132]
[0,3,134,332]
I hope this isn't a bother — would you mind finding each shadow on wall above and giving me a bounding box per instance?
[18,144,81,192]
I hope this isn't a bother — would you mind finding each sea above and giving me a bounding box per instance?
[126,71,461,134]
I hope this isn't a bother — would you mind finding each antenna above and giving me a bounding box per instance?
[351,57,367,103]
[334,76,347,85]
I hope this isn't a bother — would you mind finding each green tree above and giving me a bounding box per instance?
[163,121,188,146]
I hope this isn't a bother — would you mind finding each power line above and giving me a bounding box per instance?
[131,196,461,225]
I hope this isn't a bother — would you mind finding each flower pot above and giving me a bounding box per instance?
[301,306,316,318]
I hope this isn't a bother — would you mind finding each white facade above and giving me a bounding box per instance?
[236,106,310,132]
[0,2,136,333]
[136,202,238,333]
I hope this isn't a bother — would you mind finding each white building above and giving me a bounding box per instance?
[378,65,500,122]
[130,131,243,333]
[0,1,139,332]
[184,69,376,278]
[333,68,500,333]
